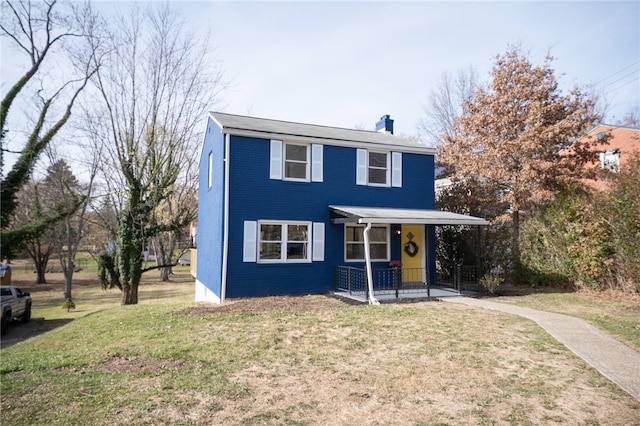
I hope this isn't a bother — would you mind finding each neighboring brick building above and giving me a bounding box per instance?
[580,124,640,190]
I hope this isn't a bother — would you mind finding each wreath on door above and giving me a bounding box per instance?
[404,241,419,257]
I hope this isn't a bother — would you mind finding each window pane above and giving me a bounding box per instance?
[346,244,364,260]
[346,226,364,242]
[288,224,308,241]
[369,152,387,167]
[287,242,307,259]
[368,168,387,184]
[369,227,387,242]
[261,224,281,241]
[286,144,307,161]
[260,243,281,259]
[285,162,307,179]
[370,244,387,260]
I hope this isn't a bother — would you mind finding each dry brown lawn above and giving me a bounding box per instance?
[2,268,639,425]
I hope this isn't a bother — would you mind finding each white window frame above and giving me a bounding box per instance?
[367,151,390,186]
[356,149,402,187]
[207,152,213,189]
[344,223,389,262]
[258,221,312,263]
[284,143,310,182]
[600,150,620,173]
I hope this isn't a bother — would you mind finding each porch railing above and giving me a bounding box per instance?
[436,262,481,292]
[334,265,430,299]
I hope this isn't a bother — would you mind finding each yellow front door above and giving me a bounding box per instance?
[400,225,425,284]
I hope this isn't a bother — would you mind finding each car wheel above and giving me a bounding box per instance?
[21,304,31,323]
[1,312,10,335]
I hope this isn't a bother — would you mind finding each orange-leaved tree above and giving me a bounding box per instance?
[439,46,602,271]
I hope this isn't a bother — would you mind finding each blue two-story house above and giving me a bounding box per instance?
[195,112,487,304]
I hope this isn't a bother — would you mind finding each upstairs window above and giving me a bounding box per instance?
[368,152,389,185]
[356,149,402,187]
[207,152,213,188]
[270,140,323,182]
[284,143,309,180]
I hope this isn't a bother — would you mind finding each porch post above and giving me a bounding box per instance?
[362,222,379,305]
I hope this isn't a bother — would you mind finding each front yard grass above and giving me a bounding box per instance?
[1,272,639,425]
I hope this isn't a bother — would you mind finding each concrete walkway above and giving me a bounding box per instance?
[443,296,640,402]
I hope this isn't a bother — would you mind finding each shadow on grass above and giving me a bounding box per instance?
[0,318,73,350]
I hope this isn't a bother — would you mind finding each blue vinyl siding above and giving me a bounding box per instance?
[223,137,435,298]
[196,118,226,297]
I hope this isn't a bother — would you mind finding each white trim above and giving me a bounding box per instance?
[207,152,213,189]
[270,139,283,180]
[356,149,367,185]
[367,150,390,187]
[221,134,231,302]
[330,205,490,226]
[391,151,402,187]
[243,220,257,262]
[311,144,323,182]
[195,279,221,303]
[283,142,310,182]
[257,220,312,263]
[344,223,390,262]
[312,222,325,261]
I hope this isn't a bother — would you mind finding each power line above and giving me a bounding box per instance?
[600,69,640,89]
[595,61,640,87]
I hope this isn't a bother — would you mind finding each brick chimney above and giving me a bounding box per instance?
[375,115,394,134]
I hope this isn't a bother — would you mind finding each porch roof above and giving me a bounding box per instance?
[329,205,490,226]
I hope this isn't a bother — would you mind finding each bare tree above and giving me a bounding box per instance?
[439,46,602,269]
[90,3,225,304]
[0,0,105,257]
[616,105,640,127]
[418,66,479,147]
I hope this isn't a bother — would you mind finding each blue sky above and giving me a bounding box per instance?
[189,1,639,137]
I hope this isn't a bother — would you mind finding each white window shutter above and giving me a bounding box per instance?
[311,144,323,182]
[312,222,325,261]
[243,221,257,262]
[356,149,367,185]
[391,152,402,187]
[270,140,283,180]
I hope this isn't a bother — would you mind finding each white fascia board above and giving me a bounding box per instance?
[357,217,489,226]
[219,128,436,155]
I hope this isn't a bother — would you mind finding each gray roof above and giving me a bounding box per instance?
[209,112,435,154]
[329,205,490,226]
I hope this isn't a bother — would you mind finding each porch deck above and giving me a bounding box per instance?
[334,285,477,303]
[333,265,480,303]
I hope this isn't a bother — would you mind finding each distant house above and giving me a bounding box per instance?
[580,124,640,190]
[195,112,487,304]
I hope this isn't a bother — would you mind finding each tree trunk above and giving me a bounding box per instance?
[511,208,520,269]
[63,262,74,299]
[35,263,47,284]
[121,283,139,305]
[159,266,171,282]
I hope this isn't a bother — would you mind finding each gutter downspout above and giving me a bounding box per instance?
[220,133,231,303]
[362,222,379,305]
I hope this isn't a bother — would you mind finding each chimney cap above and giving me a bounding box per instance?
[375,115,394,134]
